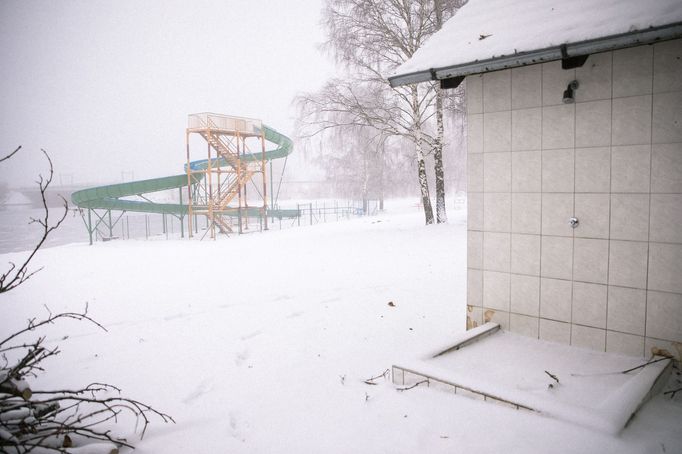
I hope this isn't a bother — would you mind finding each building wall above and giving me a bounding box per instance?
[466,38,682,358]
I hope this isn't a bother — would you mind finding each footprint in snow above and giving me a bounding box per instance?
[240,330,262,341]
[228,412,247,442]
[319,296,341,304]
[182,379,211,404]
[234,349,250,366]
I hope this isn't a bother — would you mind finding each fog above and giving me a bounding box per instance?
[0,0,335,188]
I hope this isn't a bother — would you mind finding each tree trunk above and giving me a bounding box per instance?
[362,149,370,215]
[434,85,447,223]
[378,143,385,211]
[433,0,447,224]
[417,152,433,225]
[411,86,434,225]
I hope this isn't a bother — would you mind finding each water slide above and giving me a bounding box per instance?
[70,125,295,218]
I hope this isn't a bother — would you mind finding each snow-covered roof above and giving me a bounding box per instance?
[389,0,682,87]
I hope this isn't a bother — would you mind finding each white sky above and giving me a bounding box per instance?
[0,0,335,187]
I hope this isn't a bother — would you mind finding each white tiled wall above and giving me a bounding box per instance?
[466,39,682,359]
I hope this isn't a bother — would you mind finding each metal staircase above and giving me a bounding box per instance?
[186,113,268,238]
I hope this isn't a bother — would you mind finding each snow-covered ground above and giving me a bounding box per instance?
[1,200,681,453]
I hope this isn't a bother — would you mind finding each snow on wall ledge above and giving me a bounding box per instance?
[392,0,682,79]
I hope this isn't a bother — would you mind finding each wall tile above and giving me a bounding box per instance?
[484,152,512,192]
[510,313,539,338]
[542,61,576,106]
[652,143,682,193]
[575,147,610,193]
[648,242,682,294]
[484,193,511,232]
[467,193,483,231]
[644,337,682,361]
[573,238,609,284]
[650,194,682,243]
[574,193,610,239]
[483,232,511,272]
[541,236,574,280]
[511,151,541,192]
[542,193,574,237]
[575,51,612,102]
[539,318,571,345]
[575,100,612,148]
[467,304,484,329]
[611,144,651,193]
[653,38,682,93]
[466,43,682,352]
[512,108,542,151]
[612,95,652,146]
[484,111,512,152]
[468,231,483,269]
[607,286,646,335]
[511,274,540,316]
[511,193,541,234]
[511,233,541,276]
[467,269,483,307]
[466,74,484,114]
[612,45,653,97]
[646,291,682,342]
[610,194,650,241]
[653,91,682,143]
[483,69,511,112]
[542,149,574,192]
[467,153,484,192]
[540,277,572,322]
[483,271,510,311]
[608,240,648,289]
[467,114,484,154]
[512,65,542,109]
[485,309,510,330]
[606,331,645,357]
[542,105,575,149]
[572,282,607,328]
[571,325,606,352]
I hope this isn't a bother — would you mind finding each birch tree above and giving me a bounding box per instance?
[298,0,465,224]
[297,86,408,210]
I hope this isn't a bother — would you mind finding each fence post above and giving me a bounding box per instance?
[108,210,113,238]
[87,209,93,245]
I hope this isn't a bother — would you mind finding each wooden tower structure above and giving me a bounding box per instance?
[185,113,268,238]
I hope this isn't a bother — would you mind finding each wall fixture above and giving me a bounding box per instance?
[562,80,580,104]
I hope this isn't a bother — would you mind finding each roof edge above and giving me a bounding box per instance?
[388,22,682,87]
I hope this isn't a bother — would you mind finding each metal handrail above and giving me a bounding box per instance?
[188,112,262,134]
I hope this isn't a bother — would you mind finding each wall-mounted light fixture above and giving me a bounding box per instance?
[562,80,580,104]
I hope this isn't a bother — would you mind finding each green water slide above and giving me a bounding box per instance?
[70,125,295,217]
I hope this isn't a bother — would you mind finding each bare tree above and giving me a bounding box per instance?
[0,148,67,295]
[433,0,447,223]
[297,0,466,224]
[1,147,173,453]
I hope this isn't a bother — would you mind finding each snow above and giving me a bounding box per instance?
[394,0,682,77]
[3,191,32,206]
[425,321,500,357]
[1,200,682,453]
[397,329,672,434]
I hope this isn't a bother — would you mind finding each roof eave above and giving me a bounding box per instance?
[388,22,682,88]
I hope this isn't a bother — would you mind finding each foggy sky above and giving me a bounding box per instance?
[0,0,335,188]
